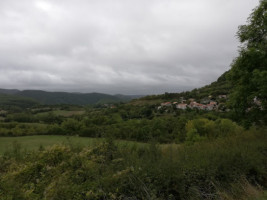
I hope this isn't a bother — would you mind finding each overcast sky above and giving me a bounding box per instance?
[0,0,259,95]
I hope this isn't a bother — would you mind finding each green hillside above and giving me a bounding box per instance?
[0,89,139,106]
[17,90,123,105]
[0,89,20,95]
[0,94,39,109]
[133,70,231,104]
[190,70,231,98]
[0,71,231,107]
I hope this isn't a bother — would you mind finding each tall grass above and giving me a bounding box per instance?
[0,128,266,199]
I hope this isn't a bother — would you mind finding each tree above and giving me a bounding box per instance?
[62,118,83,135]
[228,0,267,127]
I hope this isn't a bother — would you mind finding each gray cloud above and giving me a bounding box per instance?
[0,0,259,94]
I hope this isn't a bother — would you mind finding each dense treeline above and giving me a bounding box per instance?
[0,103,244,144]
[227,0,267,128]
[0,94,39,110]
[0,89,136,106]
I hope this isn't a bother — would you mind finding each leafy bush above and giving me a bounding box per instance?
[185,118,243,143]
[0,129,266,199]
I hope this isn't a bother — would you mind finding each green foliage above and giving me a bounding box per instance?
[0,101,247,144]
[0,129,266,199]
[0,94,39,110]
[186,118,215,137]
[138,71,231,104]
[185,118,243,143]
[185,128,205,144]
[215,118,243,137]
[61,119,83,135]
[16,90,130,105]
[0,2,266,199]
[5,113,37,123]
[0,122,48,136]
[228,0,267,126]
[38,112,63,124]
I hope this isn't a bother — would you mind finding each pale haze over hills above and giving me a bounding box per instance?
[0,0,259,95]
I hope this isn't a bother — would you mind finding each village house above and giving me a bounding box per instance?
[179,97,186,103]
[178,101,217,111]
[161,102,172,107]
[188,102,195,109]
[218,95,227,99]
[191,103,206,110]
[188,102,203,109]
[201,98,210,104]
[206,104,214,111]
[209,101,217,105]
[176,103,187,110]
[199,104,207,110]
[173,97,221,111]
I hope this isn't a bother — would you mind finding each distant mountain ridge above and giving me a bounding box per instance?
[0,89,142,106]
[0,71,230,107]
[0,89,20,95]
[0,93,39,108]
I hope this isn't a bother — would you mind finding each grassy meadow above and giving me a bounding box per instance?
[0,135,148,154]
[35,110,85,117]
[1,130,266,199]
[0,135,97,154]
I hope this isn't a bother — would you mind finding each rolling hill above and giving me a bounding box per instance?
[0,71,230,107]
[131,70,231,105]
[0,89,140,106]
[0,93,39,108]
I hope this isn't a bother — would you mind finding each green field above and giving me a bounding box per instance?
[256,191,267,200]
[35,110,85,117]
[0,135,146,154]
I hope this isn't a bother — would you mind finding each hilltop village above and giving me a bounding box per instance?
[158,95,228,112]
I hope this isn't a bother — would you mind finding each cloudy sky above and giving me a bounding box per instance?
[0,0,259,95]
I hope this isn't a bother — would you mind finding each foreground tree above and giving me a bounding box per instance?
[228,0,267,127]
